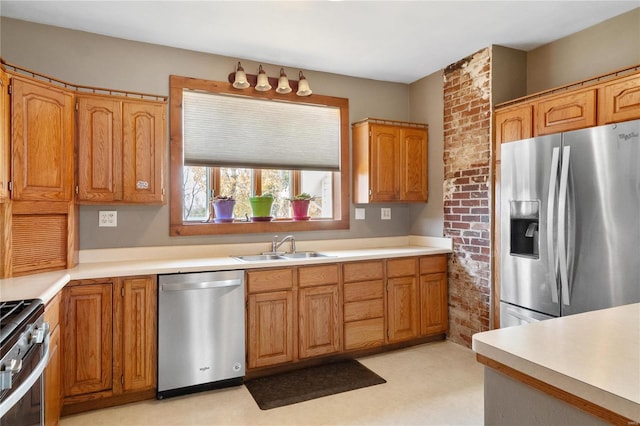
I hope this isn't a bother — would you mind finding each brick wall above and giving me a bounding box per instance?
[443,48,492,347]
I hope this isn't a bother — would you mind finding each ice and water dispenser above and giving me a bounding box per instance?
[509,201,539,258]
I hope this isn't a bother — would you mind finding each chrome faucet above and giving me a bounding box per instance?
[272,235,296,253]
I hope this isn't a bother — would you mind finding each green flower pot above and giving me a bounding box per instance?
[249,196,274,219]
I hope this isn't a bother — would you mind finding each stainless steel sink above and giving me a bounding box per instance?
[233,252,333,261]
[280,252,332,259]
[233,254,285,262]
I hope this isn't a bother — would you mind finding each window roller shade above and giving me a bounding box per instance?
[183,90,341,171]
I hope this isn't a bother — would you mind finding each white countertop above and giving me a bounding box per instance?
[472,303,640,422]
[0,235,452,304]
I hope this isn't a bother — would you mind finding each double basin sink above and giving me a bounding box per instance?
[234,252,333,262]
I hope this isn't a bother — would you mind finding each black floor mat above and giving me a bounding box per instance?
[244,359,386,410]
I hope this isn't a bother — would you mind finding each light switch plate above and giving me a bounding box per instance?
[381,208,391,220]
[99,210,117,227]
[355,208,365,220]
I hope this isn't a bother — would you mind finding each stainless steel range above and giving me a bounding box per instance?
[0,299,50,426]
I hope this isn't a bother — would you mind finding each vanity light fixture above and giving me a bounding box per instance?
[232,62,250,89]
[228,63,313,97]
[275,68,292,94]
[255,65,272,91]
[296,71,313,97]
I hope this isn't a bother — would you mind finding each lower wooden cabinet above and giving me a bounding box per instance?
[44,292,62,426]
[247,269,295,369]
[246,255,448,372]
[247,290,295,369]
[61,275,156,414]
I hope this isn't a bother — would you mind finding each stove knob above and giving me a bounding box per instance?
[33,322,49,344]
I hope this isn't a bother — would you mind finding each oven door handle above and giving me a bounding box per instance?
[0,323,50,419]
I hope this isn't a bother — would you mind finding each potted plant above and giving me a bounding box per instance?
[211,195,236,223]
[289,192,315,221]
[249,193,274,221]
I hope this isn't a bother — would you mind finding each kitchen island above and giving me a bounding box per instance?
[472,303,640,425]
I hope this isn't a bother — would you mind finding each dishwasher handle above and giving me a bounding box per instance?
[161,279,242,292]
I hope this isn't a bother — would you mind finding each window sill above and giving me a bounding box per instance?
[170,218,349,236]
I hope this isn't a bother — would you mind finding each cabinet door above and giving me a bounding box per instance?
[495,104,533,145]
[77,95,123,202]
[400,127,428,201]
[299,284,341,358]
[0,69,9,202]
[62,283,113,397]
[535,89,596,136]
[370,124,400,202]
[248,290,294,368]
[122,100,165,203]
[387,276,419,343]
[11,76,74,201]
[44,293,62,426]
[420,272,448,335]
[598,74,640,125]
[118,276,157,392]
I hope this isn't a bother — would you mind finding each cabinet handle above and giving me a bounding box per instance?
[136,180,149,190]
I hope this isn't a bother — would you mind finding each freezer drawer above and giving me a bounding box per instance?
[500,302,555,328]
[158,270,245,398]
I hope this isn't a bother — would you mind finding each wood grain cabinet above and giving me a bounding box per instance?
[44,292,62,426]
[419,255,449,335]
[352,118,428,203]
[386,258,420,343]
[342,261,385,350]
[10,75,74,202]
[534,88,597,136]
[298,264,341,359]
[77,94,166,204]
[494,104,533,145]
[598,73,640,124]
[247,268,295,369]
[61,275,157,414]
[0,68,9,202]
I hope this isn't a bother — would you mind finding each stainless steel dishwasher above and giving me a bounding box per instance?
[157,270,245,399]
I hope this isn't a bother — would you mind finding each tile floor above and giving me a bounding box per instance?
[61,340,484,426]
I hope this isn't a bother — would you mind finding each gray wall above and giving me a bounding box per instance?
[527,8,640,94]
[408,70,445,237]
[1,17,416,249]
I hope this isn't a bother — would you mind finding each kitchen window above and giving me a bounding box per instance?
[169,75,350,236]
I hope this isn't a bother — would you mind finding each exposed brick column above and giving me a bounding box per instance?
[443,48,492,347]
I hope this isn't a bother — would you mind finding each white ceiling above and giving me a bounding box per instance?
[1,1,638,83]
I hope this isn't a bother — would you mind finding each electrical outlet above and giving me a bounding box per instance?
[355,208,365,220]
[381,208,391,220]
[99,210,117,227]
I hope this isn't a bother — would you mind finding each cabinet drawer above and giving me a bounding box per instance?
[344,318,385,351]
[298,264,339,288]
[247,269,293,293]
[420,255,447,274]
[343,261,383,282]
[344,299,384,322]
[344,280,384,302]
[387,258,417,277]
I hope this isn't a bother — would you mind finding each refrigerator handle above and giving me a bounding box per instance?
[558,146,571,306]
[546,147,560,304]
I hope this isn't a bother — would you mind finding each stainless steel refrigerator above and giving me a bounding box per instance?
[500,119,640,327]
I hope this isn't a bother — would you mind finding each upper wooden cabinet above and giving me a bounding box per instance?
[10,75,74,201]
[535,88,597,136]
[598,73,640,125]
[0,68,9,202]
[494,104,533,145]
[495,70,640,145]
[77,94,166,204]
[352,118,428,203]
